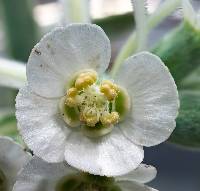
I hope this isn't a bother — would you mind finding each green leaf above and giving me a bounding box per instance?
[153,21,200,87]
[0,111,24,145]
[181,65,200,90]
[169,91,200,148]
[94,13,135,40]
[0,113,17,135]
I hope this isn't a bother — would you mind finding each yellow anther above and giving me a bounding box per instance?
[65,97,76,107]
[102,80,118,91]
[79,112,85,122]
[65,87,78,107]
[100,112,119,126]
[107,89,118,101]
[100,81,119,101]
[67,87,77,97]
[79,71,97,81]
[83,75,94,84]
[110,112,120,124]
[85,116,98,127]
[75,71,97,90]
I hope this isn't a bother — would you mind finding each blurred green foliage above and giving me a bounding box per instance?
[153,21,200,87]
[94,13,135,40]
[181,65,200,90]
[0,113,16,136]
[0,0,38,61]
[170,91,200,148]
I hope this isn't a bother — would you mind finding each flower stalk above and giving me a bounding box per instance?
[130,0,148,52]
[0,58,26,89]
[59,0,90,24]
[111,0,181,77]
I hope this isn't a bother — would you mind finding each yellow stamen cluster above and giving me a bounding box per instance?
[100,112,119,126]
[63,70,121,129]
[65,87,78,107]
[100,80,119,101]
[75,71,97,90]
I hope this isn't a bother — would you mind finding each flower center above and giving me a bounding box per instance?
[59,70,130,137]
[55,173,121,191]
[0,169,7,191]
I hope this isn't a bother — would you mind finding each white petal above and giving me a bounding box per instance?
[116,164,157,183]
[27,23,111,98]
[117,181,158,191]
[0,137,31,191]
[16,86,69,163]
[64,128,144,176]
[114,52,179,147]
[13,156,78,191]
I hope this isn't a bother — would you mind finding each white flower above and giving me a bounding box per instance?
[16,23,179,176]
[13,156,158,191]
[0,136,31,191]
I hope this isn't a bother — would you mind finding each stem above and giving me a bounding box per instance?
[59,0,90,24]
[148,0,181,31]
[131,0,148,52]
[0,58,26,89]
[110,0,181,77]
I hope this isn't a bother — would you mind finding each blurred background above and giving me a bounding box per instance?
[0,0,200,190]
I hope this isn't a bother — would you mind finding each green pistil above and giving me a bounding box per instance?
[65,105,80,122]
[115,88,130,121]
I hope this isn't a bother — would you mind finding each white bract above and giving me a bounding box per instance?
[0,137,31,191]
[16,23,179,176]
[13,156,158,191]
